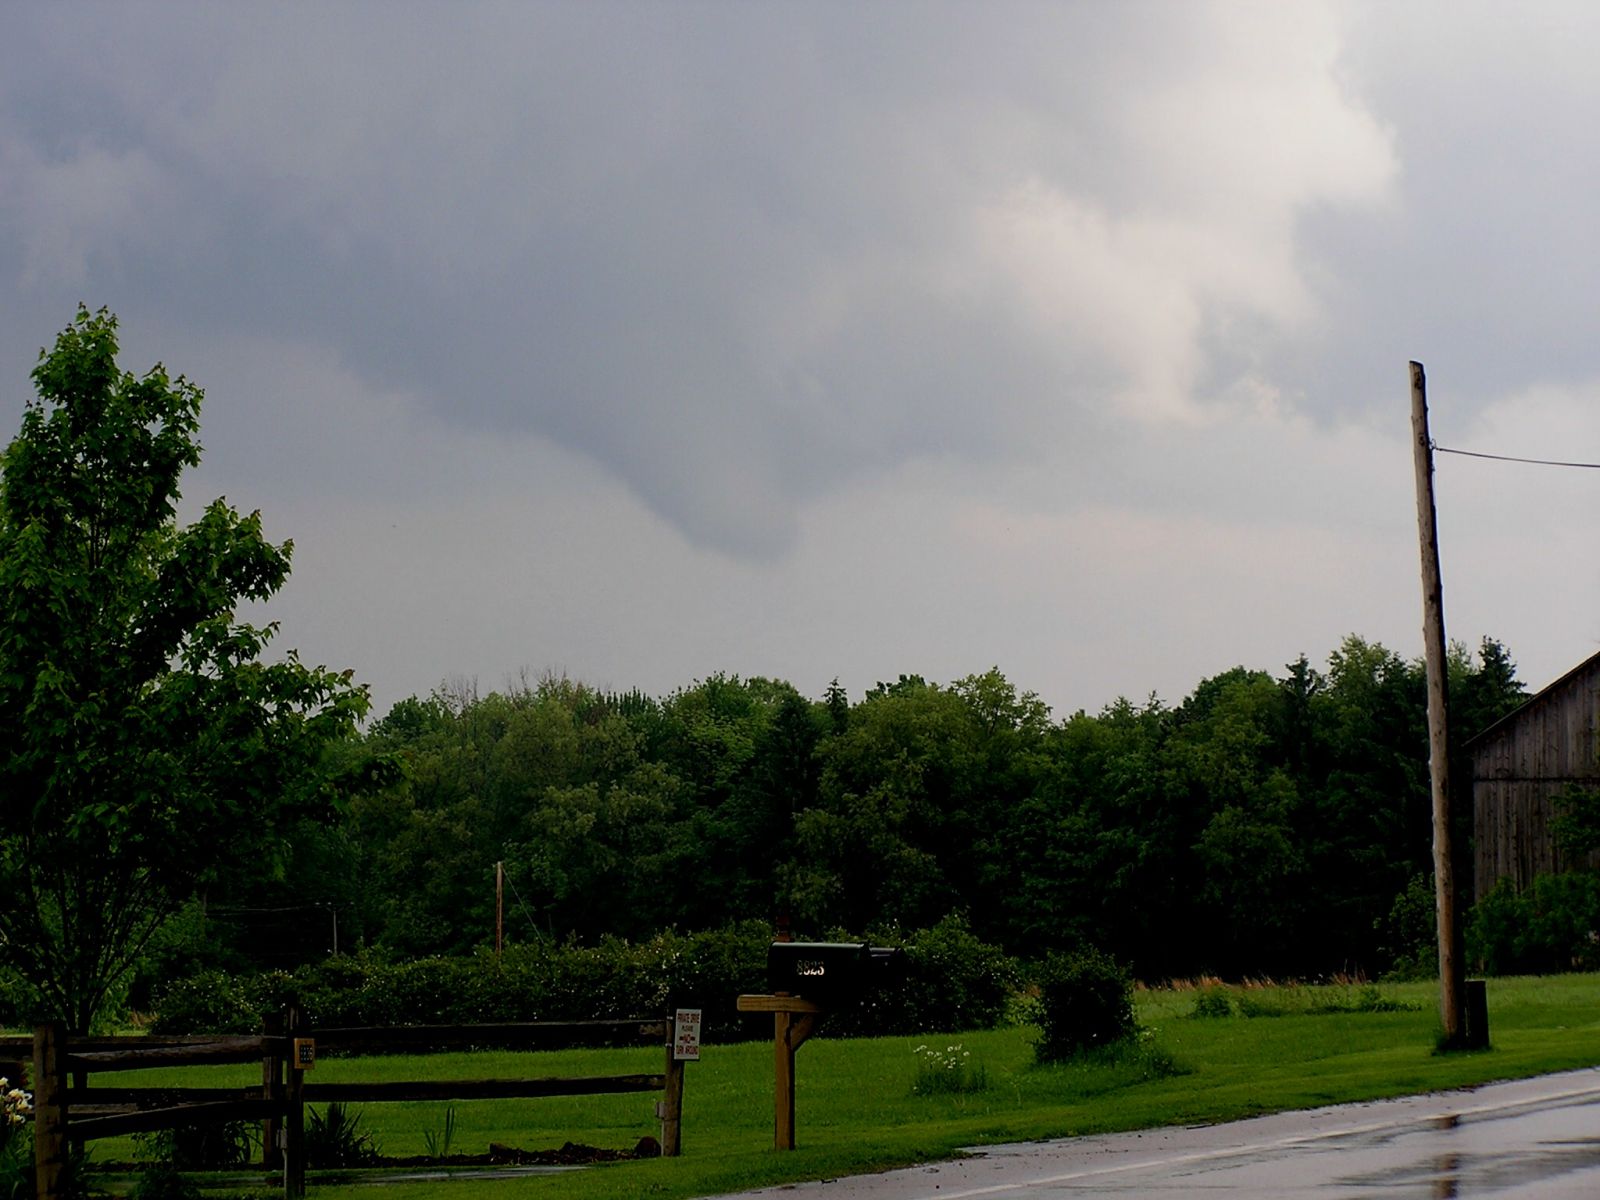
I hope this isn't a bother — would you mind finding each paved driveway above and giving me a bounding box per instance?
[708,1068,1600,1199]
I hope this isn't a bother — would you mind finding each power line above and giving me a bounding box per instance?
[1434,443,1600,469]
[500,869,548,940]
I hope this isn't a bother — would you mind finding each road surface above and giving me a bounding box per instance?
[708,1067,1600,1199]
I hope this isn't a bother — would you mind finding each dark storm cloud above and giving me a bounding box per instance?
[0,2,1398,557]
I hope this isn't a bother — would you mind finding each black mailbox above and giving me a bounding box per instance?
[767,941,904,1004]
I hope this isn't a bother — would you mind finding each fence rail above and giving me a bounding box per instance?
[19,1014,686,1200]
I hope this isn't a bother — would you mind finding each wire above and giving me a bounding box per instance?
[500,870,548,939]
[1434,443,1600,469]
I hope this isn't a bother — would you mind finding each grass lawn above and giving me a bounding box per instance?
[72,974,1600,1200]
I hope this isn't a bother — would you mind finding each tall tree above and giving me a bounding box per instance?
[0,308,369,1030]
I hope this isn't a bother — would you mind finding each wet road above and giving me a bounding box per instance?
[710,1068,1600,1199]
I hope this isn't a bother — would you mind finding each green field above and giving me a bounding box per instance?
[72,975,1600,1200]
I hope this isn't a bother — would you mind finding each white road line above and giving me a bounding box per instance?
[917,1074,1600,1199]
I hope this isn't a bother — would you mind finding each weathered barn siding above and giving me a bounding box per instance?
[1470,651,1600,901]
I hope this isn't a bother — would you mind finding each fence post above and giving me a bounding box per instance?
[262,1012,285,1170]
[284,1005,305,1199]
[32,1024,67,1200]
[660,1037,683,1157]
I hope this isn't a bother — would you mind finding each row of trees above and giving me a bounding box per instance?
[0,307,1538,1033]
[184,636,1526,987]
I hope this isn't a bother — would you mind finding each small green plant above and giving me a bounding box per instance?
[910,1043,989,1095]
[1235,993,1289,1018]
[421,1105,457,1159]
[305,1102,381,1168]
[1309,986,1418,1015]
[129,1161,201,1200]
[1032,948,1137,1063]
[0,1078,32,1200]
[136,1120,256,1169]
[1191,988,1233,1018]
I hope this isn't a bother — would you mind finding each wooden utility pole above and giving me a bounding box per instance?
[1410,361,1466,1045]
[495,861,504,957]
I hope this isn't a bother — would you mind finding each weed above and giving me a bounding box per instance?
[306,1102,381,1167]
[1309,986,1419,1015]
[1236,994,1289,1018]
[129,1161,200,1200]
[421,1105,457,1159]
[911,1043,989,1095]
[136,1120,255,1169]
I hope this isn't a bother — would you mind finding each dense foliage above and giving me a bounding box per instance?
[0,309,369,1032]
[148,636,1529,997]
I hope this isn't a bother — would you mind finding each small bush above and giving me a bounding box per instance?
[1191,988,1233,1018]
[1376,873,1439,981]
[1032,947,1136,1063]
[1468,873,1600,976]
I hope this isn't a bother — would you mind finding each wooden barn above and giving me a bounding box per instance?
[1470,649,1600,901]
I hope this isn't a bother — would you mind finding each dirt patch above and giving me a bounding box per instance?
[376,1137,658,1167]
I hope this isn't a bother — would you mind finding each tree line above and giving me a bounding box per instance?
[173,637,1526,989]
[0,307,1538,1032]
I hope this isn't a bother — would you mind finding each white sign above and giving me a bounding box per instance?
[673,1008,703,1061]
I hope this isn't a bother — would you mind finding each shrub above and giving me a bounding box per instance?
[830,915,1021,1037]
[1191,988,1233,1018]
[1468,873,1600,975]
[148,972,263,1035]
[1032,947,1136,1063]
[1376,873,1439,981]
[150,919,1019,1041]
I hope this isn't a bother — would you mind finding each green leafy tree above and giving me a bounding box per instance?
[0,308,369,1031]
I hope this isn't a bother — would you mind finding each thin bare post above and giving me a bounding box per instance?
[773,1011,797,1150]
[262,1012,284,1170]
[284,1006,305,1199]
[495,861,504,958]
[1410,360,1466,1045]
[660,1038,683,1157]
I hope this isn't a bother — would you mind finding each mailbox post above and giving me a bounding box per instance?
[734,992,820,1150]
[737,941,902,1151]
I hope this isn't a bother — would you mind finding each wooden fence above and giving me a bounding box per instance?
[1,1014,684,1200]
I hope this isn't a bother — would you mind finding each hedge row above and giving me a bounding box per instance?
[150,917,1020,1041]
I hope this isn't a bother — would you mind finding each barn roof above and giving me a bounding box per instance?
[1464,647,1600,753]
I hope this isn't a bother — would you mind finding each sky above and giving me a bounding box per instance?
[3,0,1599,721]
